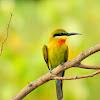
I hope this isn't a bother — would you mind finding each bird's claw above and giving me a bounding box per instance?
[49,69,52,73]
[61,62,65,65]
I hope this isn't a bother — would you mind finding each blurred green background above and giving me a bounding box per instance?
[0,0,100,100]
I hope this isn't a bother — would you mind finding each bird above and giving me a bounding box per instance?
[42,29,81,100]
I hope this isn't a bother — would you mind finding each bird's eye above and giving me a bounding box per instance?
[60,33,62,35]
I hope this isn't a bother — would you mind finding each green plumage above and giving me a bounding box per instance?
[42,29,68,100]
[43,42,68,100]
[43,29,81,100]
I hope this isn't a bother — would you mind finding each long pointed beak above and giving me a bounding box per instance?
[66,33,82,36]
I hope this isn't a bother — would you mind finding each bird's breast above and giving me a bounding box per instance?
[48,42,68,68]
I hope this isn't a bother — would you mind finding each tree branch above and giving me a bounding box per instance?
[11,44,100,100]
[52,70,100,80]
[0,13,13,56]
[76,64,100,69]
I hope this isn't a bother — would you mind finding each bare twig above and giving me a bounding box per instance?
[0,13,13,56]
[77,64,100,69]
[52,70,100,80]
[11,44,100,100]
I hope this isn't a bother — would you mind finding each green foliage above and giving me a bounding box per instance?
[0,0,100,100]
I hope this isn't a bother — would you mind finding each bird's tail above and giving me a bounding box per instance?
[56,80,63,100]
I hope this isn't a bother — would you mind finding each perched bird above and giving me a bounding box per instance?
[42,29,81,100]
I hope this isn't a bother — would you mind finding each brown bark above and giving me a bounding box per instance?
[11,44,100,100]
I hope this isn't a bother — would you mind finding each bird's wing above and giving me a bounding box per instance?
[61,47,68,77]
[64,46,68,62]
[42,45,50,70]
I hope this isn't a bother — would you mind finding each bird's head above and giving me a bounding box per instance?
[49,29,81,43]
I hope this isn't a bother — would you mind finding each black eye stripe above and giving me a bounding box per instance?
[53,34,61,37]
[53,33,81,37]
[53,33,67,37]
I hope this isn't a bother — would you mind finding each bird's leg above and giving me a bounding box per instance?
[50,69,52,73]
[61,62,65,65]
[49,66,53,73]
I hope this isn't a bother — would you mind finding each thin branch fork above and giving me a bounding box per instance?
[0,13,12,56]
[52,70,100,80]
[77,64,100,69]
[11,44,100,100]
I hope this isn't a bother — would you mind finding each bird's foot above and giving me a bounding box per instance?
[61,62,65,65]
[49,69,52,73]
